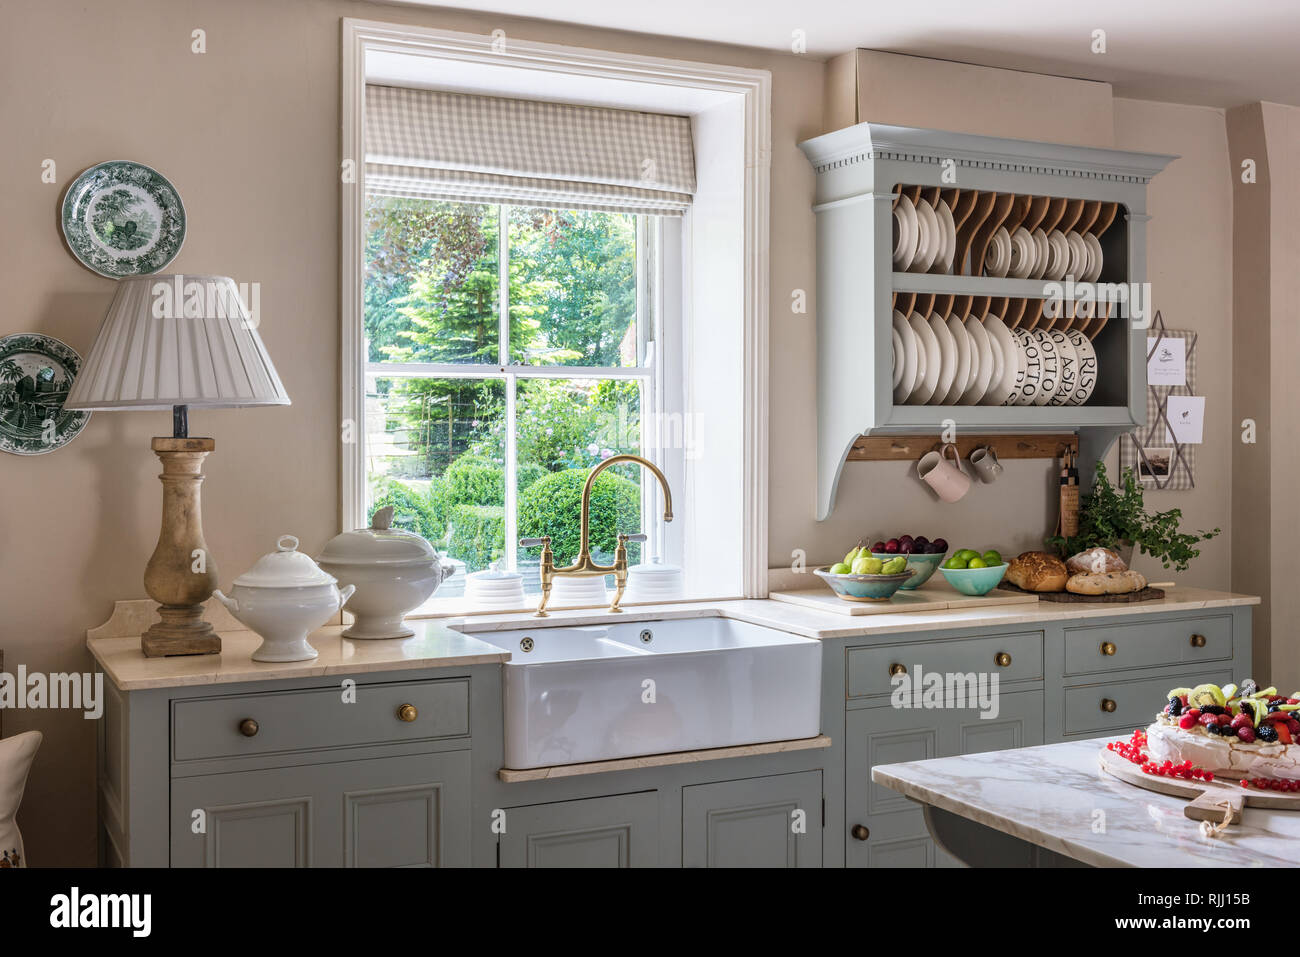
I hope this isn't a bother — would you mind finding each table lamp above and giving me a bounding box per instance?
[66,274,290,657]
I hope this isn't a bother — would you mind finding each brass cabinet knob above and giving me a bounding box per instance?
[888,663,907,677]
[238,718,259,737]
[1100,698,1117,713]
[1100,641,1117,656]
[851,824,870,841]
[1190,634,1207,648]
[994,652,1011,667]
[397,703,418,723]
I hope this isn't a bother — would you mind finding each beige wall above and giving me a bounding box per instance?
[0,0,1239,866]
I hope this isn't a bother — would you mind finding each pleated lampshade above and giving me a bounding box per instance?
[65,274,290,410]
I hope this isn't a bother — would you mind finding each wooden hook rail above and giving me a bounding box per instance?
[847,433,1079,463]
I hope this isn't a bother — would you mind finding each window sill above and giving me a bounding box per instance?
[365,589,737,623]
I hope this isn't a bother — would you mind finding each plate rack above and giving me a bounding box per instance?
[798,122,1175,520]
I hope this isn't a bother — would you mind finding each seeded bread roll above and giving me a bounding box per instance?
[1005,551,1069,592]
[1066,569,1148,595]
[1066,547,1127,575]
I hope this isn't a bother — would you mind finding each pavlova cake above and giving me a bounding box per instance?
[1145,680,1300,781]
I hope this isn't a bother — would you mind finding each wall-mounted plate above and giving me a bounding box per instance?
[61,161,185,277]
[0,333,91,455]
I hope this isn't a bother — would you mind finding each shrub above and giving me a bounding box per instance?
[369,478,443,543]
[448,504,504,571]
[517,462,547,491]
[443,454,503,507]
[518,468,641,565]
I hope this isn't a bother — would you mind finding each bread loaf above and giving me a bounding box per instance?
[1005,551,1068,592]
[1066,547,1127,576]
[1066,569,1148,595]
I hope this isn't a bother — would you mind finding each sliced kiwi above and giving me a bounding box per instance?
[1167,687,1194,701]
[1188,684,1226,709]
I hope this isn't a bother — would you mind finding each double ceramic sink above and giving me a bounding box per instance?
[461,616,822,769]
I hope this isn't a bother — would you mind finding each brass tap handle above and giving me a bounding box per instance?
[1100,698,1117,713]
[519,537,551,548]
[1100,641,1117,656]
[994,652,1011,667]
[623,533,649,543]
[238,718,259,737]
[397,704,418,723]
[1190,634,1207,648]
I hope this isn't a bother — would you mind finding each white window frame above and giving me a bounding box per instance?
[342,18,771,599]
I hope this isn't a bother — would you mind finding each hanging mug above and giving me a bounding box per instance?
[970,446,1003,484]
[917,443,971,503]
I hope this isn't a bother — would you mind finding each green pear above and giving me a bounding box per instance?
[843,544,862,566]
[829,562,851,575]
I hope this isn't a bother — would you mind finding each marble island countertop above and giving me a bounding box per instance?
[872,736,1300,867]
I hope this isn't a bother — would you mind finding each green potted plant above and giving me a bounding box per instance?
[1046,462,1220,572]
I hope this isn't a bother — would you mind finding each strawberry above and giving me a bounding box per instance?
[1217,713,1234,726]
[1277,724,1294,745]
[1179,713,1198,730]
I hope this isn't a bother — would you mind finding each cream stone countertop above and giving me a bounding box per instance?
[88,586,1257,691]
[873,735,1300,867]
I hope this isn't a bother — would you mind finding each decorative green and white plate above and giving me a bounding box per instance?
[61,161,185,277]
[0,334,91,455]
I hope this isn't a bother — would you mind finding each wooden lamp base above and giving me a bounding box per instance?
[140,437,221,658]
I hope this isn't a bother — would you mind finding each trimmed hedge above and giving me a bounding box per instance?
[448,504,504,571]
[370,478,444,543]
[517,462,547,492]
[444,455,503,508]
[518,468,641,565]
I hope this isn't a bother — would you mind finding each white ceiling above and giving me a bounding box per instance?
[376,0,1300,108]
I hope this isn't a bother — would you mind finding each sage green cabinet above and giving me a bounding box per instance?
[682,771,823,867]
[171,751,471,867]
[497,792,659,867]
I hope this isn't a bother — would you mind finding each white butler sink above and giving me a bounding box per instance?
[463,616,822,769]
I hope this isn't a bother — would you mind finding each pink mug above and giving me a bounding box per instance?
[917,444,972,503]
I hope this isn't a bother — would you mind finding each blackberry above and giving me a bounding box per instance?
[1168,697,1184,716]
[1202,705,1226,716]
[1257,725,1279,743]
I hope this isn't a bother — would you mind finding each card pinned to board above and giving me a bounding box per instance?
[1122,311,1197,490]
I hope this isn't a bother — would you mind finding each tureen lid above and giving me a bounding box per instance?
[317,506,439,565]
[233,535,338,588]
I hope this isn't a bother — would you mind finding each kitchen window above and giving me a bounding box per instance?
[363,196,673,596]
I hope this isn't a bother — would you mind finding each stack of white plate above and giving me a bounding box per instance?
[549,575,609,607]
[623,559,685,604]
[982,225,1103,282]
[893,194,957,275]
[465,561,526,607]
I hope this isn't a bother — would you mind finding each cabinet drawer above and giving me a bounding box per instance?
[847,632,1043,699]
[173,678,470,762]
[1064,615,1232,676]
[1062,670,1232,737]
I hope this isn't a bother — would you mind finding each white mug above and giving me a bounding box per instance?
[970,446,1003,484]
[917,444,972,503]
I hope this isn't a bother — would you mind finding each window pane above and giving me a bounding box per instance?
[364,196,500,366]
[506,207,640,368]
[514,378,643,587]
[365,377,507,594]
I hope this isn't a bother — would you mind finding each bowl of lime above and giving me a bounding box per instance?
[937,549,1008,596]
[815,552,913,602]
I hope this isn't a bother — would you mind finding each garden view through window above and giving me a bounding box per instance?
[363,196,657,598]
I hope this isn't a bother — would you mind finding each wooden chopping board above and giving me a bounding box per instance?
[1098,745,1300,827]
[997,581,1165,603]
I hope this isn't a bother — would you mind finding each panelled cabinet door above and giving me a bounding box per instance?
[171,752,471,868]
[498,792,659,868]
[682,771,822,867]
[845,705,940,868]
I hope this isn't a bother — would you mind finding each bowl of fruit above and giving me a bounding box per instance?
[937,548,1008,596]
[815,551,912,602]
[868,536,948,590]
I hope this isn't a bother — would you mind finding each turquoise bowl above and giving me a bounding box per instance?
[871,551,946,590]
[938,562,1009,596]
[813,567,913,602]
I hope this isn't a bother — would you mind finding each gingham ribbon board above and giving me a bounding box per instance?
[1121,313,1197,490]
[365,85,696,216]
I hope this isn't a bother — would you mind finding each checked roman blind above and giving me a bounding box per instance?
[364,85,697,216]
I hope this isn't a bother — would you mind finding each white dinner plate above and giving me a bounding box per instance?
[984,226,1011,278]
[1032,329,1059,406]
[933,198,957,274]
[1008,328,1041,406]
[1047,329,1077,406]
[943,314,972,404]
[1009,227,1036,279]
[1065,328,1097,405]
[908,312,942,404]
[893,196,918,271]
[892,310,918,404]
[892,326,906,390]
[1031,228,1050,279]
[961,315,995,405]
[982,314,1019,406]
[912,199,941,273]
[1046,229,1071,281]
[1083,232,1103,282]
[928,312,958,405]
[1065,232,1088,281]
